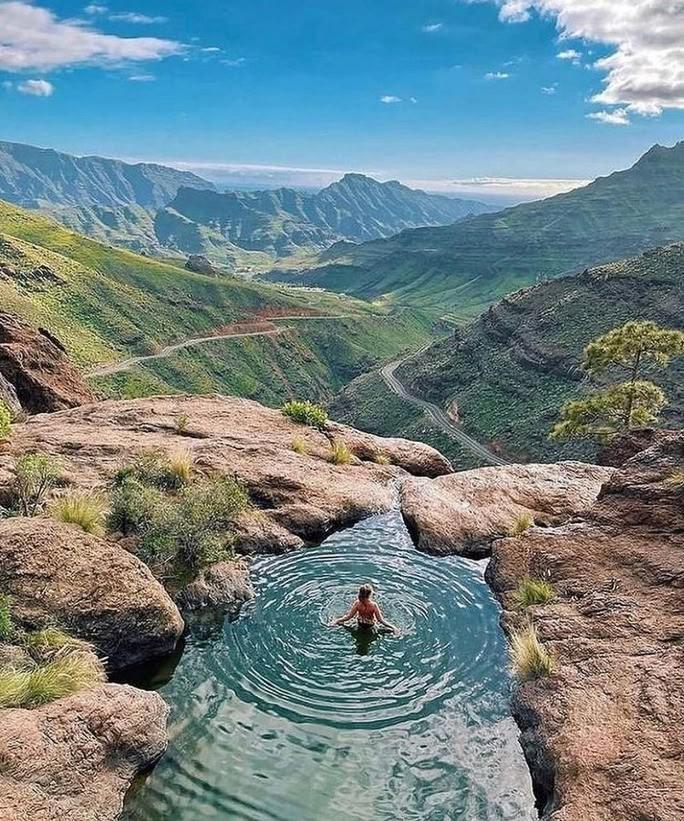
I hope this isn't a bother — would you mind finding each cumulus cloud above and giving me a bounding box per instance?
[485,71,510,80]
[17,78,53,96]
[587,108,630,126]
[380,95,402,103]
[557,48,581,63]
[491,1,684,118]
[422,23,444,33]
[0,2,181,71]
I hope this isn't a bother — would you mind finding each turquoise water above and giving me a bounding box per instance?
[125,511,536,820]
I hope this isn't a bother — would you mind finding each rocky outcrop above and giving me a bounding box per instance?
[175,559,253,612]
[0,518,184,670]
[486,432,684,820]
[185,254,220,276]
[0,311,95,414]
[0,394,451,553]
[0,684,169,821]
[400,461,613,558]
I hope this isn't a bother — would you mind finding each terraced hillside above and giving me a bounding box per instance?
[0,200,433,406]
[278,142,684,316]
[331,244,684,464]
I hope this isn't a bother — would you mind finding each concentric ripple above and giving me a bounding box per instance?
[124,511,536,821]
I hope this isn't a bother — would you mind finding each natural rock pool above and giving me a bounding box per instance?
[124,511,536,820]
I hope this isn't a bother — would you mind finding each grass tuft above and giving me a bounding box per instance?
[168,450,194,486]
[23,627,86,657]
[329,440,353,465]
[0,401,11,441]
[291,436,308,455]
[282,400,328,430]
[508,512,534,537]
[114,449,190,491]
[371,449,390,465]
[14,452,62,516]
[175,413,190,434]
[50,491,106,535]
[510,624,554,682]
[513,577,555,609]
[0,651,104,708]
[665,469,684,488]
[0,594,13,641]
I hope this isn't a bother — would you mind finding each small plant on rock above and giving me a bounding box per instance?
[14,452,62,516]
[329,440,353,465]
[0,650,104,708]
[0,401,11,442]
[291,436,308,455]
[508,512,534,537]
[0,594,14,641]
[107,477,169,536]
[50,491,106,535]
[510,624,554,682]
[175,413,190,434]
[665,469,684,488]
[371,449,390,465]
[282,400,328,430]
[168,450,194,486]
[114,449,190,491]
[23,627,86,659]
[513,577,555,609]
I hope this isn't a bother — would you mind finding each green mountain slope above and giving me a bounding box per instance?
[331,244,684,464]
[155,174,490,263]
[0,199,433,405]
[281,142,684,316]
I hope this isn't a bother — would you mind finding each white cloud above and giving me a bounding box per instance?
[201,46,221,53]
[84,4,107,14]
[422,23,444,33]
[17,78,54,96]
[380,95,402,103]
[492,1,684,118]
[109,12,168,24]
[0,2,182,71]
[485,71,510,80]
[587,108,630,126]
[221,57,245,67]
[557,48,581,63]
[541,83,557,94]
[128,72,155,81]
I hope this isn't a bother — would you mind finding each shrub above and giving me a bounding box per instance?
[14,452,62,516]
[113,449,189,491]
[282,400,328,430]
[508,512,534,537]
[50,491,106,535]
[0,651,104,708]
[665,469,684,488]
[513,578,555,609]
[107,477,169,536]
[175,413,190,434]
[329,440,353,465]
[0,401,11,441]
[0,594,13,641]
[291,436,308,455]
[510,625,554,682]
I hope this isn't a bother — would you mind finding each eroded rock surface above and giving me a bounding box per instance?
[486,432,684,821]
[175,559,253,612]
[400,461,613,558]
[0,684,169,821]
[0,394,451,552]
[0,518,184,670]
[0,311,95,414]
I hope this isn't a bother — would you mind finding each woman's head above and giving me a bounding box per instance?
[358,584,373,601]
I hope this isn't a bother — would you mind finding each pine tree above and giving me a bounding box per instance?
[551,321,684,441]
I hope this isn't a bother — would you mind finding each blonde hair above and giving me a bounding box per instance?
[358,584,373,600]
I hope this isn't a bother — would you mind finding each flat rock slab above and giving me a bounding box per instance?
[0,517,184,670]
[0,394,451,551]
[401,461,614,558]
[0,684,169,821]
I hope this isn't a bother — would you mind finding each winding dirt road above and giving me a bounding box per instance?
[380,346,509,467]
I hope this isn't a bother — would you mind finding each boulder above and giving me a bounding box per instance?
[486,432,684,821]
[0,684,169,821]
[185,254,219,276]
[400,461,613,558]
[0,518,184,670]
[175,559,253,612]
[0,312,95,414]
[0,394,451,550]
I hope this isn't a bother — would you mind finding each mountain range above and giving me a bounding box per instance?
[0,141,489,267]
[277,142,684,318]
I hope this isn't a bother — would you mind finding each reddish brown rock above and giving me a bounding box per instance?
[486,432,684,821]
[0,684,169,821]
[0,517,184,670]
[0,311,95,414]
[175,559,253,612]
[400,461,613,559]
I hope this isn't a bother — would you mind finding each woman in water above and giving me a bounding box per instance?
[328,584,399,632]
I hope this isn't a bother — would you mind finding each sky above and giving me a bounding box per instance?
[1,0,684,202]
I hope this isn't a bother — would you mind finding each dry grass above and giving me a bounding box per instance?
[329,440,353,465]
[291,436,308,455]
[0,651,104,708]
[371,449,390,465]
[168,450,193,486]
[50,491,106,535]
[510,624,554,681]
[508,512,534,537]
[513,577,555,609]
[665,469,684,488]
[175,413,190,434]
[23,627,86,656]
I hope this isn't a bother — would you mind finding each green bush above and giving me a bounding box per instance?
[508,512,534,537]
[513,578,555,609]
[107,477,169,536]
[510,624,554,682]
[0,594,13,641]
[0,651,104,708]
[0,401,11,441]
[282,400,328,430]
[50,491,106,535]
[113,449,190,491]
[329,440,353,465]
[14,452,62,516]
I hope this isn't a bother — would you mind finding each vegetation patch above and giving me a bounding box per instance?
[513,578,555,609]
[510,624,555,682]
[282,399,328,429]
[0,401,11,441]
[0,651,104,709]
[665,469,684,488]
[13,452,62,516]
[114,448,192,491]
[50,491,106,535]
[0,594,14,641]
[291,435,308,455]
[328,440,353,465]
[508,512,534,537]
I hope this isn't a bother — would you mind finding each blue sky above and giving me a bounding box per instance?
[1,1,683,200]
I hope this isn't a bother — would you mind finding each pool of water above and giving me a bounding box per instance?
[124,511,536,821]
